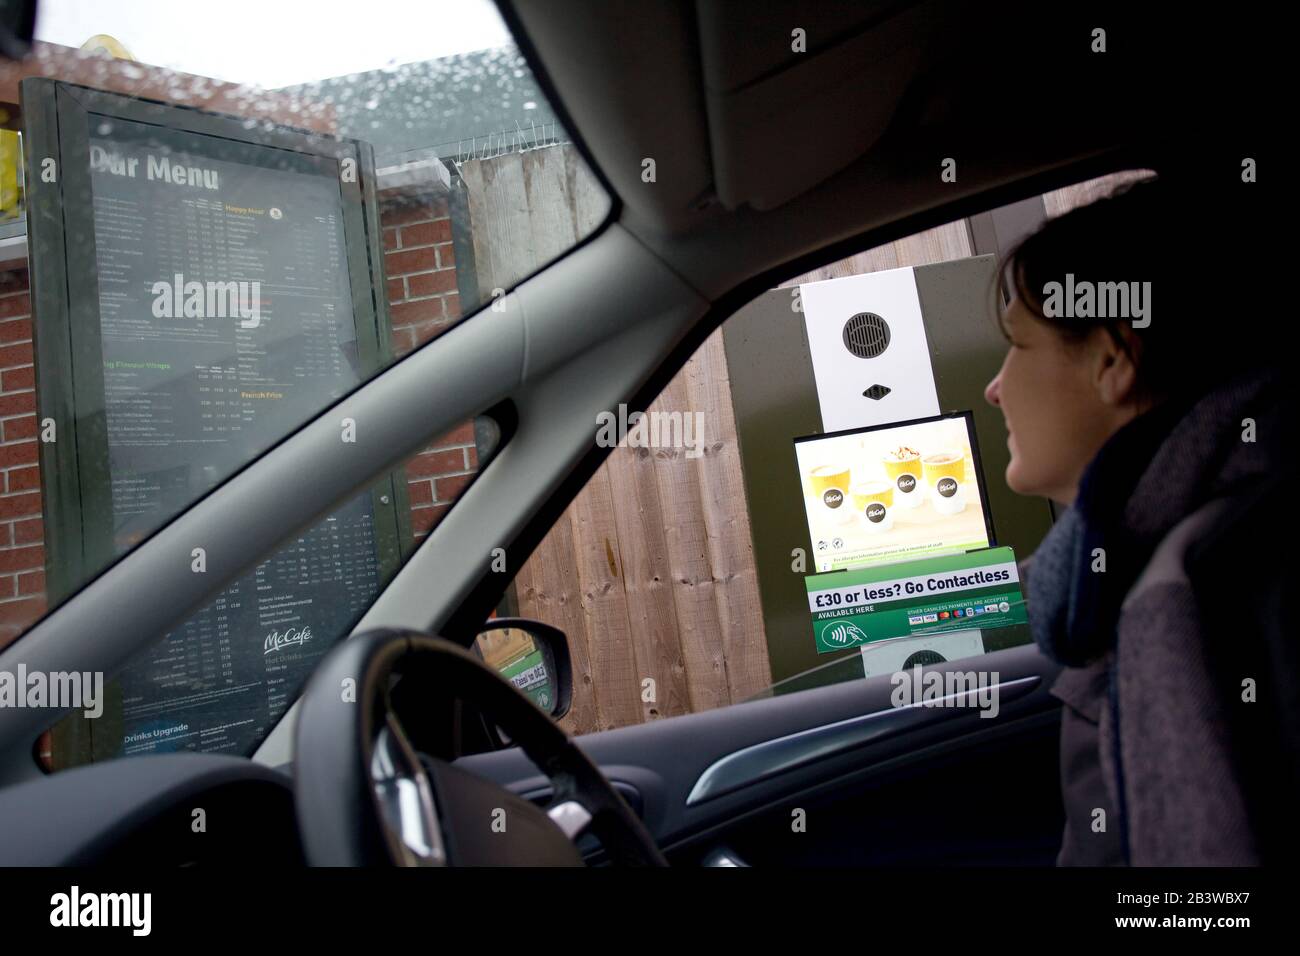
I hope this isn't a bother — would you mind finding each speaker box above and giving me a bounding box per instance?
[800,267,940,432]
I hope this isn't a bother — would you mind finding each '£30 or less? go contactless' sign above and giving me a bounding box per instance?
[806,546,1026,654]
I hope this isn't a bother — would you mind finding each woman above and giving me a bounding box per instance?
[983,175,1292,865]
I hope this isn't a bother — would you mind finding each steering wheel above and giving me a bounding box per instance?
[292,628,667,866]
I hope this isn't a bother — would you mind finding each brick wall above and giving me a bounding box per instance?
[0,267,44,647]
[377,188,478,543]
[0,182,478,649]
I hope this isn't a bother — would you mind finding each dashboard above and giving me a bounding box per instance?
[0,753,303,866]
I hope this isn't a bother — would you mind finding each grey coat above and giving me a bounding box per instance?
[1026,368,1290,866]
[1050,496,1258,865]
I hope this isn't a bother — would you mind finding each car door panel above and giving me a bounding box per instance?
[456,642,1065,864]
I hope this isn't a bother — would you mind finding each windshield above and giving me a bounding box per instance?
[0,0,609,769]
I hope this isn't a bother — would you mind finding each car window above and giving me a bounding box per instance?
[0,0,610,769]
[503,171,1151,736]
[744,600,1034,702]
[0,0,607,643]
[39,423,492,769]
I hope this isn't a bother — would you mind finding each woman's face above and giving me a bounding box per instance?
[984,297,1140,505]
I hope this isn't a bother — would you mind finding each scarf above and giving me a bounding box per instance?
[1028,368,1280,667]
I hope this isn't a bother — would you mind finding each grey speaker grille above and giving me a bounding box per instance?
[842,312,890,358]
[903,649,947,668]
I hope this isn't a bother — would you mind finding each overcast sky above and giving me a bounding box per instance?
[34,0,515,87]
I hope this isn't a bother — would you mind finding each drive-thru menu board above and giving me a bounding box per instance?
[93,123,387,756]
[89,119,361,550]
[23,80,404,762]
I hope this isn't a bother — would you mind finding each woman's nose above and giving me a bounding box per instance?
[984,372,1001,407]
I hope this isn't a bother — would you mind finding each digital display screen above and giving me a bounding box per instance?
[793,411,995,572]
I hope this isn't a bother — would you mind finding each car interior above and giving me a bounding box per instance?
[0,1,1267,866]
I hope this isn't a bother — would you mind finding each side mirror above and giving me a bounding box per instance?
[471,618,572,721]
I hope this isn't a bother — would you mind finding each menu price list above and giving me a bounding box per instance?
[89,120,358,548]
[119,494,382,757]
[82,119,388,757]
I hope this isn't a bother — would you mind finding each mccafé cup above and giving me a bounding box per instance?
[921,451,967,515]
[808,463,852,523]
[881,446,922,510]
[851,481,895,533]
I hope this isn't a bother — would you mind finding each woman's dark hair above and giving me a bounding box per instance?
[996,174,1268,403]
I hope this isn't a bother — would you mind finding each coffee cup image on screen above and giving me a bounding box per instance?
[850,481,894,532]
[794,412,993,571]
[922,450,967,515]
[881,445,923,509]
[807,463,854,524]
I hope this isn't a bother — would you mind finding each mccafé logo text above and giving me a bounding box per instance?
[823,489,844,508]
[264,626,313,655]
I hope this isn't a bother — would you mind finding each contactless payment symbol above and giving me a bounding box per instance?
[821,620,869,648]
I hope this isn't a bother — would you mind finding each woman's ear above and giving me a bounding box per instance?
[1089,324,1141,407]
